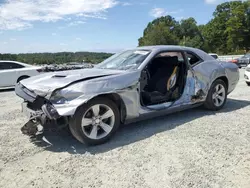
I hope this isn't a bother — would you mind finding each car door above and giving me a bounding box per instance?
[0,62,24,87]
[140,50,199,110]
[184,51,208,100]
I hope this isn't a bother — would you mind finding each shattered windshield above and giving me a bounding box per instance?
[95,50,151,70]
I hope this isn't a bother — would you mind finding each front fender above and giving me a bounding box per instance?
[53,86,140,119]
[52,70,141,118]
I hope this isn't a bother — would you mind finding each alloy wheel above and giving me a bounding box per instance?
[81,104,115,140]
[212,84,226,107]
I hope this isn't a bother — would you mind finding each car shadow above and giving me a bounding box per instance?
[0,88,14,92]
[28,98,250,155]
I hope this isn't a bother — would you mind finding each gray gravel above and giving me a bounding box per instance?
[0,69,250,188]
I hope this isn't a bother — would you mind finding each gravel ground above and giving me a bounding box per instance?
[0,69,250,188]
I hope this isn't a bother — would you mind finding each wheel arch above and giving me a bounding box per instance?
[97,93,127,124]
[214,76,228,91]
[17,75,30,83]
[75,93,127,124]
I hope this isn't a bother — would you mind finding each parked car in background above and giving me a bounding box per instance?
[244,64,250,86]
[209,53,219,59]
[15,45,240,145]
[231,53,250,68]
[0,61,43,88]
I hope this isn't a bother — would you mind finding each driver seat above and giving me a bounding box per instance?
[142,56,180,105]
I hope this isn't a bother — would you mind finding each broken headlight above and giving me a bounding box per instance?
[50,93,69,104]
[50,86,84,104]
[50,79,111,104]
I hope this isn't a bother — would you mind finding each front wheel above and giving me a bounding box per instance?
[204,79,227,111]
[246,82,250,86]
[69,97,120,145]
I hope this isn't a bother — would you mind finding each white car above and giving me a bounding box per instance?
[0,60,43,88]
[244,64,250,86]
[209,53,219,60]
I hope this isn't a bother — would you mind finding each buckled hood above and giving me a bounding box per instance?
[20,68,126,96]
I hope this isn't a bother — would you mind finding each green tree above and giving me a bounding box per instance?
[178,18,204,48]
[202,1,250,54]
[138,16,180,46]
[138,1,250,54]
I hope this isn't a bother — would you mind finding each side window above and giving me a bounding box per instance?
[186,52,202,65]
[9,62,24,69]
[0,62,24,70]
[0,63,11,70]
[0,64,4,70]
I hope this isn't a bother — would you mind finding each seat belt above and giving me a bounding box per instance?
[167,66,178,91]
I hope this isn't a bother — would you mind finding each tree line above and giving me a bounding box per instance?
[138,1,250,55]
[0,51,113,65]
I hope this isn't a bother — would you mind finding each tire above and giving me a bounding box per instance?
[17,76,29,83]
[69,97,120,145]
[246,82,250,86]
[204,79,227,111]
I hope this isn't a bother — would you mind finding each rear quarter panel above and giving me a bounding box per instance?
[0,67,41,87]
[220,61,239,93]
[15,67,41,82]
[192,60,228,96]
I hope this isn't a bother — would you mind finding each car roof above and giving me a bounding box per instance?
[0,60,31,66]
[134,45,215,61]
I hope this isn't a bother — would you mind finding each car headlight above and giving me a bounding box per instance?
[246,67,250,72]
[50,93,69,104]
[49,79,112,104]
[50,85,84,104]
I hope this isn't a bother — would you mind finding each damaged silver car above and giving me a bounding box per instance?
[15,45,240,145]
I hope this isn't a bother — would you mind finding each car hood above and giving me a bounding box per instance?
[20,68,126,96]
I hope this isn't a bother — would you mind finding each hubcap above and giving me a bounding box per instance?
[81,104,115,140]
[212,84,226,107]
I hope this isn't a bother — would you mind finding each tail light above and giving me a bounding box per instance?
[231,59,238,63]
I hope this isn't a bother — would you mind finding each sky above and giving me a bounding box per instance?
[0,0,238,54]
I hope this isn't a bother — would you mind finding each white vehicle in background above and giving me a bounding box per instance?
[0,60,43,88]
[209,53,219,60]
[244,64,250,86]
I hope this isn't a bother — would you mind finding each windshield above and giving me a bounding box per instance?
[95,50,151,70]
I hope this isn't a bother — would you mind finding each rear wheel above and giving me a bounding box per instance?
[204,79,227,111]
[69,97,120,145]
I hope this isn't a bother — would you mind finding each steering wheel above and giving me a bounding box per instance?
[140,68,151,91]
[142,69,150,80]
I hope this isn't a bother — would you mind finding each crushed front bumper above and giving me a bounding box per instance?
[15,83,66,136]
[16,83,60,119]
[21,102,60,122]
